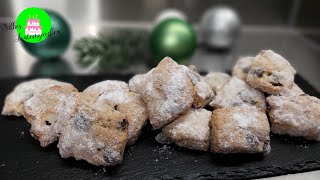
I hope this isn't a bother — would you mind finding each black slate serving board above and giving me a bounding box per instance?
[0,74,320,180]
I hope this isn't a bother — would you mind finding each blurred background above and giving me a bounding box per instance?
[0,0,320,90]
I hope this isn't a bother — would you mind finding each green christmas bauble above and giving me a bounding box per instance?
[150,18,197,63]
[21,10,71,59]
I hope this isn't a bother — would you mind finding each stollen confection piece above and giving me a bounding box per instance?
[203,72,231,94]
[246,50,296,94]
[83,80,129,97]
[23,85,77,147]
[267,95,320,141]
[186,65,214,108]
[209,77,266,112]
[128,74,145,93]
[232,56,254,80]
[130,60,213,109]
[156,108,211,151]
[128,57,194,129]
[2,78,77,116]
[211,107,270,154]
[58,93,128,166]
[84,80,148,145]
[279,83,304,96]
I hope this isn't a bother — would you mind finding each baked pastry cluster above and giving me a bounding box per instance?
[2,79,146,166]
[2,50,320,167]
[233,50,320,142]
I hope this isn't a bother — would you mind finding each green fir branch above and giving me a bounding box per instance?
[74,29,150,71]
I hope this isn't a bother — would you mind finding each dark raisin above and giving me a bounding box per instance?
[271,82,283,87]
[243,67,250,73]
[98,92,106,97]
[45,121,52,126]
[114,105,118,110]
[74,114,91,131]
[118,119,128,131]
[239,90,256,105]
[232,102,242,106]
[246,135,253,143]
[246,134,259,147]
[253,69,264,78]
[97,148,101,152]
[250,100,257,105]
[300,94,308,96]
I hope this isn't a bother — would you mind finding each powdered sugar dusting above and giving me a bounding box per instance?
[210,77,266,111]
[138,57,194,129]
[161,108,211,151]
[172,109,211,141]
[98,90,129,104]
[232,110,258,128]
[267,95,320,140]
[83,80,129,97]
[2,79,76,116]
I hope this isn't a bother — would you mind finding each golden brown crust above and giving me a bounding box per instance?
[211,108,270,154]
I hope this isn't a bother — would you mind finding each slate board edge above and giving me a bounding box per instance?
[155,160,320,180]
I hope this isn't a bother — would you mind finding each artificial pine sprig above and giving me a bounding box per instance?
[74,29,150,71]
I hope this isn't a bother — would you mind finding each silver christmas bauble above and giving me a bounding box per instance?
[200,6,241,49]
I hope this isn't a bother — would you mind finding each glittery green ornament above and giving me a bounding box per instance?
[150,18,197,64]
[21,10,71,59]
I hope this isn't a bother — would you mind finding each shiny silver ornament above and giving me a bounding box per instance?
[200,6,241,49]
